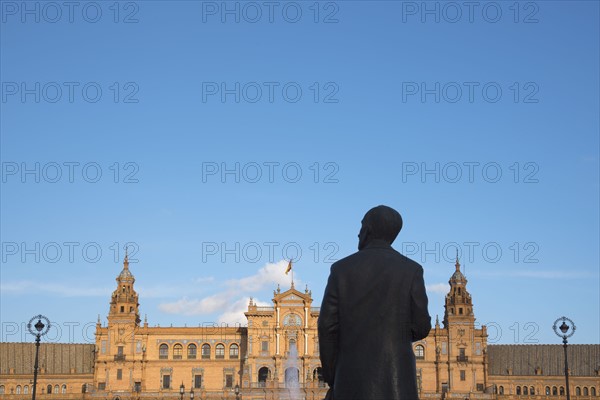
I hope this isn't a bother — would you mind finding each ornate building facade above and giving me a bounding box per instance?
[1,255,598,399]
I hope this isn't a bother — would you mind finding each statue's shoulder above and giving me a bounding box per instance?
[397,252,425,272]
[331,251,360,269]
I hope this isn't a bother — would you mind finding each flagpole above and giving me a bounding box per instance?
[285,259,294,288]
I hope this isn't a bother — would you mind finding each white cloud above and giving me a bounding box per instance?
[158,292,231,315]
[158,259,298,322]
[225,259,295,291]
[426,283,448,295]
[217,297,271,326]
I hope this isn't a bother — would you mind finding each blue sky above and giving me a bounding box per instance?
[1,1,598,345]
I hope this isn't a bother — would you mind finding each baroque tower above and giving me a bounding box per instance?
[94,252,146,394]
[418,255,488,396]
[108,252,140,326]
[443,254,474,328]
[434,254,488,394]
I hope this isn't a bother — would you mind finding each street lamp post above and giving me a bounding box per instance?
[190,388,195,399]
[180,383,185,400]
[27,315,50,400]
[553,316,576,400]
[234,384,240,400]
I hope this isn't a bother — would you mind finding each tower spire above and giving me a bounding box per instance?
[124,245,129,269]
[455,249,460,271]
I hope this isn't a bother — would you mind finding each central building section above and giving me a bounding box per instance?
[243,283,324,390]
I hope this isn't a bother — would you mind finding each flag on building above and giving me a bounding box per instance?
[285,260,292,275]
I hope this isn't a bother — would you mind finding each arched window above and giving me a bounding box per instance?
[499,386,504,395]
[202,343,211,359]
[16,386,21,394]
[576,387,581,396]
[62,384,67,393]
[24,385,29,394]
[82,384,87,393]
[187,344,197,359]
[54,384,59,393]
[516,386,521,395]
[591,387,596,396]
[584,387,589,396]
[523,386,528,395]
[0,385,4,394]
[313,367,324,383]
[545,386,550,395]
[159,343,169,359]
[560,386,565,396]
[414,345,425,360]
[230,343,239,359]
[552,386,557,395]
[47,384,53,394]
[216,343,225,359]
[530,386,535,395]
[173,344,183,359]
[258,367,269,387]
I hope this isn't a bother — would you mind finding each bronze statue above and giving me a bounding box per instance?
[318,205,432,400]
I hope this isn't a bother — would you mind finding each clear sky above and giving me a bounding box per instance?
[1,1,598,346]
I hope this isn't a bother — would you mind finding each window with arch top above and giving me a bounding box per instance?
[229,343,239,359]
[216,343,225,358]
[314,367,324,383]
[187,343,197,359]
[201,343,211,359]
[173,343,183,359]
[159,343,168,359]
[258,367,270,386]
[414,344,425,360]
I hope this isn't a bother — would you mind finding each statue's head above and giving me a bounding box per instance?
[358,205,403,250]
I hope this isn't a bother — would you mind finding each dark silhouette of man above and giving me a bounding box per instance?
[318,205,431,400]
